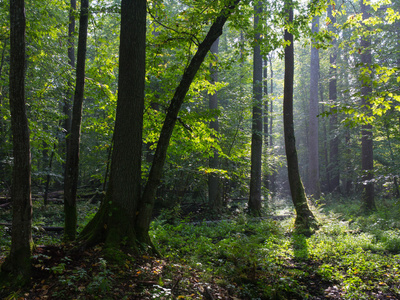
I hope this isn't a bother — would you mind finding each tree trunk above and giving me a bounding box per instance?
[263,58,270,193]
[283,0,317,234]
[327,3,339,193]
[64,0,89,241]
[1,0,33,284]
[80,0,146,250]
[360,0,376,211]
[208,38,222,210]
[269,55,276,195]
[62,0,76,183]
[0,40,8,182]
[136,0,241,242]
[248,1,263,216]
[308,15,320,199]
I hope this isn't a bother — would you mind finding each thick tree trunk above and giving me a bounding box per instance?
[283,0,317,234]
[208,38,222,210]
[360,0,376,211]
[248,1,263,216]
[79,0,146,250]
[1,0,33,283]
[327,3,339,193]
[308,16,320,199]
[64,0,89,241]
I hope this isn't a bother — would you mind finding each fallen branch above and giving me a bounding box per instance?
[0,202,11,208]
[190,215,294,226]
[0,223,64,232]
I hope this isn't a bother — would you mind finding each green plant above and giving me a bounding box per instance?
[86,258,114,294]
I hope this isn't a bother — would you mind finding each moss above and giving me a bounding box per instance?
[0,247,31,288]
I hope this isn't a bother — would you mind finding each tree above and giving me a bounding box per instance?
[360,0,376,211]
[63,0,76,176]
[283,0,317,233]
[208,38,222,210]
[64,0,89,241]
[248,1,263,216]
[0,0,32,284]
[268,53,276,195]
[79,0,241,250]
[327,2,339,193]
[263,57,269,192]
[308,14,320,199]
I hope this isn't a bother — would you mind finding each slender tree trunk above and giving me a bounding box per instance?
[269,55,275,195]
[263,58,270,193]
[360,0,375,211]
[63,0,76,174]
[384,122,400,197]
[64,0,89,241]
[344,130,353,194]
[1,0,32,283]
[248,1,263,216]
[327,3,339,193]
[0,40,8,182]
[308,15,320,199]
[208,38,222,210]
[43,144,56,206]
[283,0,317,233]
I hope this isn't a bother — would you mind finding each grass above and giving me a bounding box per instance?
[1,195,400,299]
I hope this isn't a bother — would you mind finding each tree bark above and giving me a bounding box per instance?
[269,55,276,195]
[263,58,270,193]
[283,0,317,234]
[327,3,340,193]
[208,38,222,210]
[248,1,263,216]
[360,0,375,211]
[308,15,320,199]
[64,0,89,241]
[62,0,76,182]
[1,0,33,283]
[79,0,146,250]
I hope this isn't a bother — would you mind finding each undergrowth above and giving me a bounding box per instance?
[151,197,400,299]
[1,196,400,299]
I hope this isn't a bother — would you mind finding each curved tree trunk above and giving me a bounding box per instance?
[135,0,241,244]
[64,0,89,241]
[248,1,263,216]
[283,0,317,234]
[1,0,33,284]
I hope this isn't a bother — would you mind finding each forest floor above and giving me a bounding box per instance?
[1,195,400,299]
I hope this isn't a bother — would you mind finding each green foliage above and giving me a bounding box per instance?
[86,258,114,294]
[150,198,400,298]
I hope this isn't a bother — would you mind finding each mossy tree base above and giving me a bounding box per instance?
[78,199,158,256]
[0,246,32,288]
